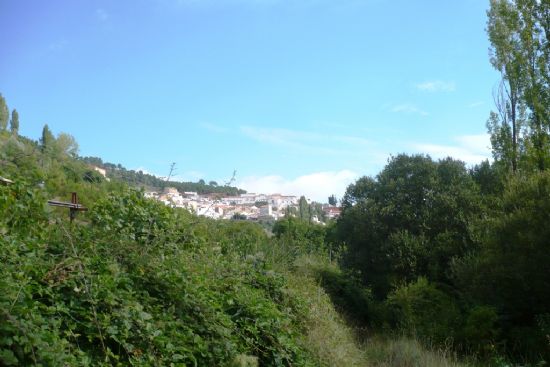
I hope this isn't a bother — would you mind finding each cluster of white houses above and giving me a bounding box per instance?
[144,187,341,222]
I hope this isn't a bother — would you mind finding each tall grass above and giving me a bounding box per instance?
[364,337,472,367]
[287,256,370,367]
[285,254,473,367]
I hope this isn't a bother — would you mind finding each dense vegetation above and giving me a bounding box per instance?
[328,1,550,364]
[0,1,548,365]
[0,125,318,366]
[0,104,476,367]
[333,155,549,364]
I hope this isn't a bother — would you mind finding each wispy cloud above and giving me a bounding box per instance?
[415,80,456,92]
[467,101,485,108]
[96,8,109,22]
[241,126,320,145]
[411,133,491,165]
[238,170,359,202]
[391,103,429,116]
[199,122,228,133]
[48,39,68,51]
[239,125,376,156]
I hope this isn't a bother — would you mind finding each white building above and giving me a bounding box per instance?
[258,204,274,218]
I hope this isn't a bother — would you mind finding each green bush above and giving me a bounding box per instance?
[386,277,461,344]
[0,184,319,366]
[461,306,499,356]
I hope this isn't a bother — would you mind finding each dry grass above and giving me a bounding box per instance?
[364,336,472,367]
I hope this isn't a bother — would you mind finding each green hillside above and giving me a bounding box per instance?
[79,156,246,196]
[0,104,478,367]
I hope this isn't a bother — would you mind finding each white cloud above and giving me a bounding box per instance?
[415,80,456,92]
[412,133,491,165]
[455,134,492,154]
[199,122,228,133]
[134,166,155,175]
[237,170,359,202]
[391,103,429,116]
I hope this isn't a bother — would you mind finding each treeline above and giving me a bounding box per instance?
[80,156,246,196]
[0,91,245,197]
[329,154,549,363]
[272,153,550,365]
[320,1,550,363]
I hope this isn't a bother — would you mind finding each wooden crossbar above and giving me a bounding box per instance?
[47,192,88,222]
[47,200,88,210]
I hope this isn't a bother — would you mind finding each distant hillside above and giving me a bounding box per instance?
[79,156,246,196]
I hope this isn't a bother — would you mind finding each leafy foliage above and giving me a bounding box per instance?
[334,154,550,364]
[336,154,482,298]
[0,183,319,366]
[453,171,550,360]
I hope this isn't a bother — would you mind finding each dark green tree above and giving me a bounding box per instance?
[40,124,55,152]
[298,196,310,222]
[328,194,337,206]
[453,171,550,360]
[337,155,482,298]
[9,109,19,136]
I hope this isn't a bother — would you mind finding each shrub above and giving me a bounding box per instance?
[386,277,461,344]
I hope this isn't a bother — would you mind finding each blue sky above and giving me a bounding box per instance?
[0,0,499,201]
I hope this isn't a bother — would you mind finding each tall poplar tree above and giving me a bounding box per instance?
[487,0,550,172]
[517,0,550,170]
[9,109,19,136]
[40,124,55,152]
[0,94,8,131]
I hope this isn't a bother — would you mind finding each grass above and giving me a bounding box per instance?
[285,255,474,367]
[286,257,370,367]
[364,336,472,367]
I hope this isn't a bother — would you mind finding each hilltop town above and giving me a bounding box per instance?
[144,187,342,222]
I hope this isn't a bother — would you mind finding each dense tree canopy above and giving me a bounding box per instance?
[336,154,482,298]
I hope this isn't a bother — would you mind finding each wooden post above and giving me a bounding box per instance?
[47,192,88,222]
[70,192,77,223]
